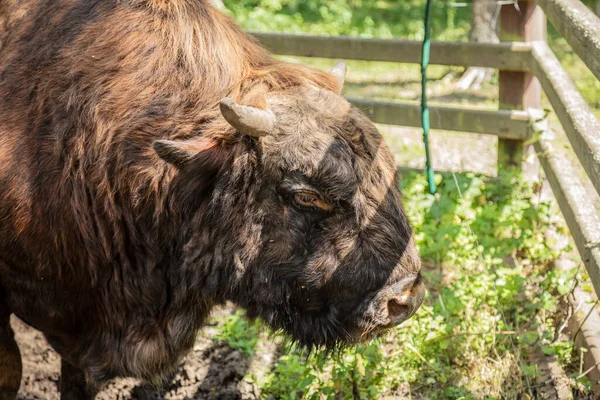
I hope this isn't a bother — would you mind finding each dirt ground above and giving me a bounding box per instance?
[13,306,282,400]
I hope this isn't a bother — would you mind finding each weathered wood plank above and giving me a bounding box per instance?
[534,136,600,298]
[556,254,600,394]
[535,0,600,81]
[349,98,532,139]
[567,285,600,395]
[527,341,574,399]
[531,41,600,196]
[498,0,545,170]
[250,32,532,71]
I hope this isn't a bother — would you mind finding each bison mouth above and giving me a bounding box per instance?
[242,274,425,351]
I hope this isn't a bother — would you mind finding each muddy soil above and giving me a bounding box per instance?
[13,307,279,400]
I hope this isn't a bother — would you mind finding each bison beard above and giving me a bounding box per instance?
[0,0,424,397]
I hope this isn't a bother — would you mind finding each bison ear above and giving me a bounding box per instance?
[153,138,220,169]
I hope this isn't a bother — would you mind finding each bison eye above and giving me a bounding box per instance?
[293,191,333,212]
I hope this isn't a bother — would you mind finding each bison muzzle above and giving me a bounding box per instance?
[0,0,424,398]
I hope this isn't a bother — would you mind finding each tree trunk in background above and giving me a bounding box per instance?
[211,0,225,10]
[455,0,499,90]
[470,0,499,43]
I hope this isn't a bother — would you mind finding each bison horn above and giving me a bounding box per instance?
[330,61,347,93]
[219,98,276,138]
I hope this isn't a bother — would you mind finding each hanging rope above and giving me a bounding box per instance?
[421,0,437,195]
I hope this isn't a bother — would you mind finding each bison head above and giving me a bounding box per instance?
[154,62,424,349]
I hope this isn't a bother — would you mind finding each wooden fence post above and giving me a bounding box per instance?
[498,1,546,171]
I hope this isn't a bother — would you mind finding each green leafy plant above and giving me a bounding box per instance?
[223,0,470,41]
[212,309,261,357]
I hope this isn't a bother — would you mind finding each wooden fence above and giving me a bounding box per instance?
[250,0,600,301]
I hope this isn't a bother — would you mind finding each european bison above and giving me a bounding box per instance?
[0,0,424,398]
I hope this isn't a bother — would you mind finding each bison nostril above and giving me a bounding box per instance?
[387,297,411,320]
[413,272,423,286]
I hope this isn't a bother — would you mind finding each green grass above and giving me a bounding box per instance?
[210,171,591,398]
[223,0,470,40]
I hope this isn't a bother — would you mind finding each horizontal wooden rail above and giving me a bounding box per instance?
[534,135,600,298]
[530,41,600,196]
[348,98,533,139]
[251,32,532,71]
[535,0,600,81]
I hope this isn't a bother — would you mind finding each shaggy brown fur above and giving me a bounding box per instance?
[0,0,423,398]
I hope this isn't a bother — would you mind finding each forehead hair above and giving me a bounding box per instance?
[258,87,398,207]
